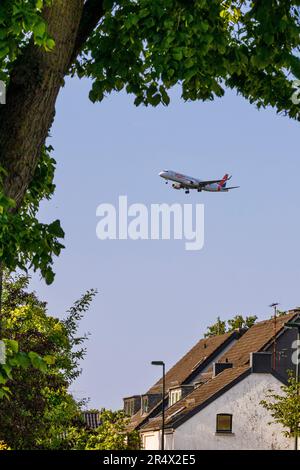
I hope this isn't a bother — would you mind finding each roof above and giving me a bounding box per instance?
[141,366,250,432]
[217,310,299,367]
[130,310,299,432]
[139,311,300,433]
[127,407,160,432]
[148,331,238,394]
[127,331,237,432]
[82,411,101,429]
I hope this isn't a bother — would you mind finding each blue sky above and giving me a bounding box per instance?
[30,76,300,410]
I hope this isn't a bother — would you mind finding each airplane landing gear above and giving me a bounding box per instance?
[185,190,190,194]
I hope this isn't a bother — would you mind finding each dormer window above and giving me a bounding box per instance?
[169,388,182,406]
[124,398,135,416]
[123,396,141,416]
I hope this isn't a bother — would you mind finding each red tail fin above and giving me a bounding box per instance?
[220,174,229,188]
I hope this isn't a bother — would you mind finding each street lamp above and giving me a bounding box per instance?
[151,360,165,451]
[285,320,300,450]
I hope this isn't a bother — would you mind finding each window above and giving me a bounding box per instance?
[169,389,182,406]
[216,414,233,433]
[124,399,134,416]
[142,396,149,414]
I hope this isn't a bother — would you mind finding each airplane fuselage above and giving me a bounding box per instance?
[159,170,229,192]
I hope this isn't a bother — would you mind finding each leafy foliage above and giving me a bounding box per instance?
[84,409,141,450]
[205,314,257,337]
[1,1,300,282]
[1,0,299,118]
[260,373,300,438]
[0,440,10,450]
[204,316,227,338]
[227,314,258,331]
[0,336,48,399]
[0,146,64,284]
[0,272,97,449]
[75,0,300,120]
[0,273,140,450]
[67,409,141,450]
[0,0,54,83]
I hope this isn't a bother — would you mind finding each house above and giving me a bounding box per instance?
[124,329,243,431]
[123,309,300,450]
[140,353,292,450]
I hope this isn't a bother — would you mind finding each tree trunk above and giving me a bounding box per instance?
[0,0,84,207]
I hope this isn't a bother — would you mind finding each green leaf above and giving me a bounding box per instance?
[48,219,64,238]
[45,38,55,50]
[15,352,31,369]
[5,339,19,353]
[43,355,56,365]
[1,364,13,380]
[45,269,55,286]
[0,373,7,385]
[33,21,46,38]
[28,351,48,373]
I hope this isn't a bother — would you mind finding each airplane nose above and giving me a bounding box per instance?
[159,171,164,177]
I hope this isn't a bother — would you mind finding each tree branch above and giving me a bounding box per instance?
[70,0,105,66]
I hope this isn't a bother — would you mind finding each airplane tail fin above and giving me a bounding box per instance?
[220,173,231,188]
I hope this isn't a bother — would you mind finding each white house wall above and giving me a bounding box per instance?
[142,431,174,450]
[173,373,292,450]
[142,432,160,450]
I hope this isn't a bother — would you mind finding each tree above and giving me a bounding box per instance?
[0,145,64,284]
[0,272,97,449]
[0,441,10,450]
[0,273,141,450]
[47,408,141,450]
[260,373,300,440]
[83,409,141,450]
[277,310,288,317]
[227,314,257,331]
[204,316,226,338]
[1,0,300,281]
[205,314,257,337]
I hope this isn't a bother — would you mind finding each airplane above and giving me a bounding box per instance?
[159,170,239,194]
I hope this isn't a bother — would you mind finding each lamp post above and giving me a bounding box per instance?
[151,360,165,451]
[285,320,300,450]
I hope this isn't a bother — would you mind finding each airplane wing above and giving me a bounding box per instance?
[197,179,225,187]
[225,186,240,190]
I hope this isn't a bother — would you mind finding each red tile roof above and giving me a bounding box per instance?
[127,331,236,431]
[148,331,236,394]
[217,311,299,366]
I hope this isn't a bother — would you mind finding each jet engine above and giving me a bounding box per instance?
[172,183,181,189]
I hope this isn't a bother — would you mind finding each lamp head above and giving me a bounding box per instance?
[151,361,165,366]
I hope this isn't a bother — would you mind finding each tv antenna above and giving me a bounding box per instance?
[269,303,279,370]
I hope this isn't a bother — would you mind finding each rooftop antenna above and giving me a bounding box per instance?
[270,303,279,370]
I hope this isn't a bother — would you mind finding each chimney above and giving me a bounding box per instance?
[213,362,233,377]
[250,352,272,373]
